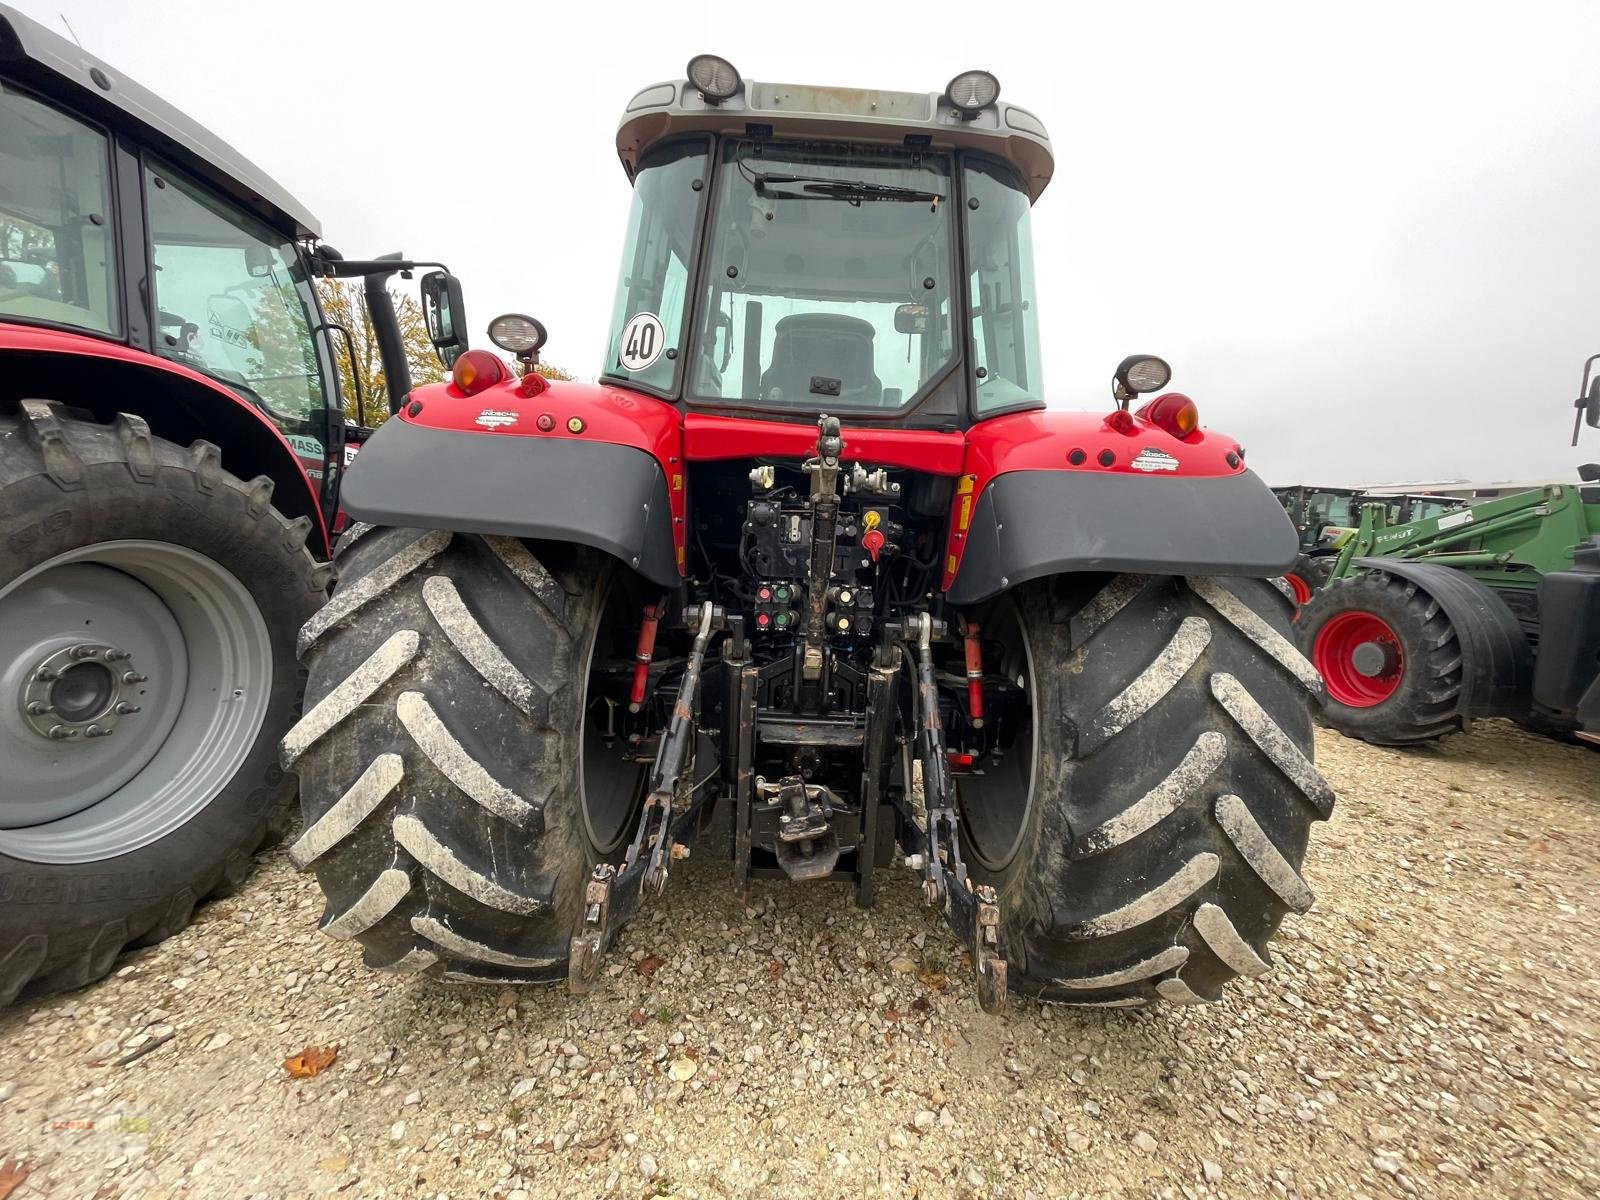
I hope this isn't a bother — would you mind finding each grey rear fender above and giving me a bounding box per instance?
[340,418,679,586]
[948,468,1300,605]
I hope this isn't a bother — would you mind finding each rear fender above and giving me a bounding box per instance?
[1352,558,1533,719]
[1,330,328,555]
[339,376,684,586]
[947,408,1297,604]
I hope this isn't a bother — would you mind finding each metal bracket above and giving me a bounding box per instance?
[904,611,1009,1013]
[567,863,616,993]
[567,602,721,988]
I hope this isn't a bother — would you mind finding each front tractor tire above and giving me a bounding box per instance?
[0,401,327,1007]
[287,528,640,982]
[960,575,1333,1007]
[1295,573,1467,745]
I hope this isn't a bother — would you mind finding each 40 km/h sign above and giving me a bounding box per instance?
[619,311,667,372]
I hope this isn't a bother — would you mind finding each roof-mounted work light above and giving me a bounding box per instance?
[944,69,1001,116]
[687,55,742,103]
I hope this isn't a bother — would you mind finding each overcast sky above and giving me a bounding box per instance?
[21,0,1600,486]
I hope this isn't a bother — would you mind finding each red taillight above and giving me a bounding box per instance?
[1138,391,1200,440]
[451,349,508,396]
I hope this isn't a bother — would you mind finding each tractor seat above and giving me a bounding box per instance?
[759,314,882,405]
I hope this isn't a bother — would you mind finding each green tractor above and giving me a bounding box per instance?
[1272,486,1362,607]
[1295,366,1600,745]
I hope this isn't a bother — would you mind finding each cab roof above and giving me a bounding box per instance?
[0,2,321,239]
[617,75,1055,202]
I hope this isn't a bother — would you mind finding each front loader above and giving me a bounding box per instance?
[1296,363,1600,744]
[284,61,1334,1010]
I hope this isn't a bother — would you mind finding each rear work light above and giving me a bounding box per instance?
[687,54,741,103]
[945,70,1001,114]
[451,349,508,396]
[1138,392,1200,440]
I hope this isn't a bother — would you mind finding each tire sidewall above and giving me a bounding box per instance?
[0,446,315,960]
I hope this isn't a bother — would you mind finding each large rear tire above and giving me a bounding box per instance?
[1296,572,1466,745]
[0,401,326,1006]
[959,575,1333,1006]
[287,528,644,981]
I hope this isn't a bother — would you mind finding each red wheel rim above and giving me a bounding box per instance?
[1313,611,1404,707]
[1286,573,1313,607]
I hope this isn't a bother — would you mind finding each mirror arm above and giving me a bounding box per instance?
[316,255,453,280]
[360,254,413,413]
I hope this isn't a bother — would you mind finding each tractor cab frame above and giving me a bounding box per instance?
[603,69,1054,429]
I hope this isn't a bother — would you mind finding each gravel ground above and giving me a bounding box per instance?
[1,721,1596,1200]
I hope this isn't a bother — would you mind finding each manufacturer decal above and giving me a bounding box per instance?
[474,409,519,429]
[1375,527,1418,545]
[619,312,667,372]
[287,433,323,459]
[1436,509,1475,531]
[1129,447,1180,473]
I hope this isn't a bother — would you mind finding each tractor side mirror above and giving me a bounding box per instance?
[894,304,929,335]
[1587,376,1600,429]
[245,243,275,278]
[420,270,468,367]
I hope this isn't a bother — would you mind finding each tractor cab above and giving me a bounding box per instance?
[601,60,1051,428]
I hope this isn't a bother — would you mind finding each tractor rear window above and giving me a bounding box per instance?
[688,140,957,413]
[0,83,119,336]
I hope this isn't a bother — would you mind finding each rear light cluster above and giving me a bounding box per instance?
[451,349,508,396]
[1137,392,1200,440]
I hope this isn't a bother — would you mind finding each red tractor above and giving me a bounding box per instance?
[289,60,1333,1009]
[0,4,442,1005]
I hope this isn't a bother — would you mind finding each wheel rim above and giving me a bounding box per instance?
[579,578,647,856]
[955,598,1038,874]
[1313,610,1404,707]
[0,541,272,864]
[1285,572,1313,608]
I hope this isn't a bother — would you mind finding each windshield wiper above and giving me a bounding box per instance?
[750,171,944,209]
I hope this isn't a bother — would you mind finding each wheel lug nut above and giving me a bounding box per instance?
[35,667,58,682]
[26,701,53,716]
[121,671,148,684]
[84,724,110,738]
[69,644,101,659]
[115,702,142,715]
[104,649,131,661]
[47,725,78,739]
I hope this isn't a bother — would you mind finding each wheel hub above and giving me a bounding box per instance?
[1312,609,1405,707]
[1349,640,1397,679]
[19,643,146,739]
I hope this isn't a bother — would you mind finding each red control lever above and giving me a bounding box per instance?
[862,528,886,563]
